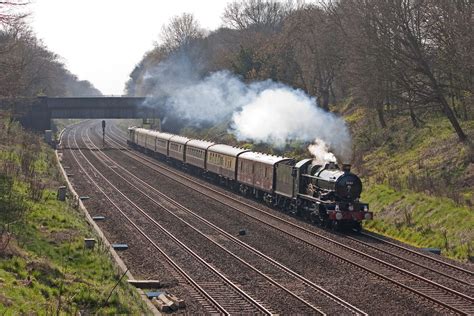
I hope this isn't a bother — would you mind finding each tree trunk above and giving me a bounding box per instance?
[465,139,474,163]
[417,50,469,142]
[330,85,336,104]
[462,99,468,120]
[432,83,468,142]
[409,105,419,128]
[376,103,387,128]
[321,89,330,111]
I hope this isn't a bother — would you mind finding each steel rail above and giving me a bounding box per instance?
[76,124,276,315]
[86,124,365,315]
[110,126,474,282]
[109,124,474,279]
[64,125,265,315]
[342,234,473,286]
[358,232,474,277]
[103,124,474,315]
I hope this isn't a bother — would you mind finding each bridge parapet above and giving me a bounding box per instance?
[47,97,147,119]
[1,96,152,131]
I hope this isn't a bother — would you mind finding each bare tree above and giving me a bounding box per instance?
[160,13,204,53]
[0,0,28,26]
[427,0,473,120]
[222,0,295,32]
[282,5,345,110]
[330,0,471,146]
[0,22,101,97]
[374,0,468,142]
[328,0,396,127]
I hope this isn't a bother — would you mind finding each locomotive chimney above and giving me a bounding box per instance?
[342,164,351,173]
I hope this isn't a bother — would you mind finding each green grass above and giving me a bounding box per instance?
[0,190,149,313]
[362,184,473,260]
[0,118,149,314]
[350,110,474,261]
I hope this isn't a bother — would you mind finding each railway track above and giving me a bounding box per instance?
[345,232,474,287]
[108,122,474,287]
[83,122,367,315]
[100,121,474,315]
[62,125,272,315]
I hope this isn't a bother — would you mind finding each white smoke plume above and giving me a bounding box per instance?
[230,88,352,162]
[142,54,352,162]
[308,139,338,164]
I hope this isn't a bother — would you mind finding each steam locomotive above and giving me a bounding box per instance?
[128,127,372,231]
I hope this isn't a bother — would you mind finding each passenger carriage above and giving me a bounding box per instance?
[237,152,293,202]
[185,139,214,170]
[168,135,190,162]
[131,128,155,152]
[154,132,174,157]
[144,130,162,153]
[206,144,249,181]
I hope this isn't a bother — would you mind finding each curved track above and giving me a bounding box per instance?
[100,121,474,315]
[83,121,367,315]
[63,124,272,315]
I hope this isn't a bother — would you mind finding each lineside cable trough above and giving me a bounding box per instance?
[111,244,129,251]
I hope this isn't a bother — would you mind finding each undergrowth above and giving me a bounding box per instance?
[0,117,149,313]
[362,184,473,260]
[349,109,474,261]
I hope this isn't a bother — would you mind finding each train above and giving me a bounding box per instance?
[127,127,372,231]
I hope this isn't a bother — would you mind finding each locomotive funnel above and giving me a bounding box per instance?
[342,164,351,173]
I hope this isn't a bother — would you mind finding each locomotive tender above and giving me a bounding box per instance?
[128,127,372,231]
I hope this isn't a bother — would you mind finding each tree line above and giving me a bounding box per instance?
[126,0,472,149]
[0,1,101,98]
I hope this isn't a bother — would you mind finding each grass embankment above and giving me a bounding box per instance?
[347,108,474,261]
[0,118,149,313]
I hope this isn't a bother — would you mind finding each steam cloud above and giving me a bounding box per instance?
[142,53,352,163]
[308,140,338,164]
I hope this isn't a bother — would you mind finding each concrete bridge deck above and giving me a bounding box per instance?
[1,96,151,131]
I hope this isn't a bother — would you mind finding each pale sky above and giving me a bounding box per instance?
[28,0,234,95]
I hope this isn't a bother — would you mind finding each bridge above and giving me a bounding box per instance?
[1,96,152,131]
